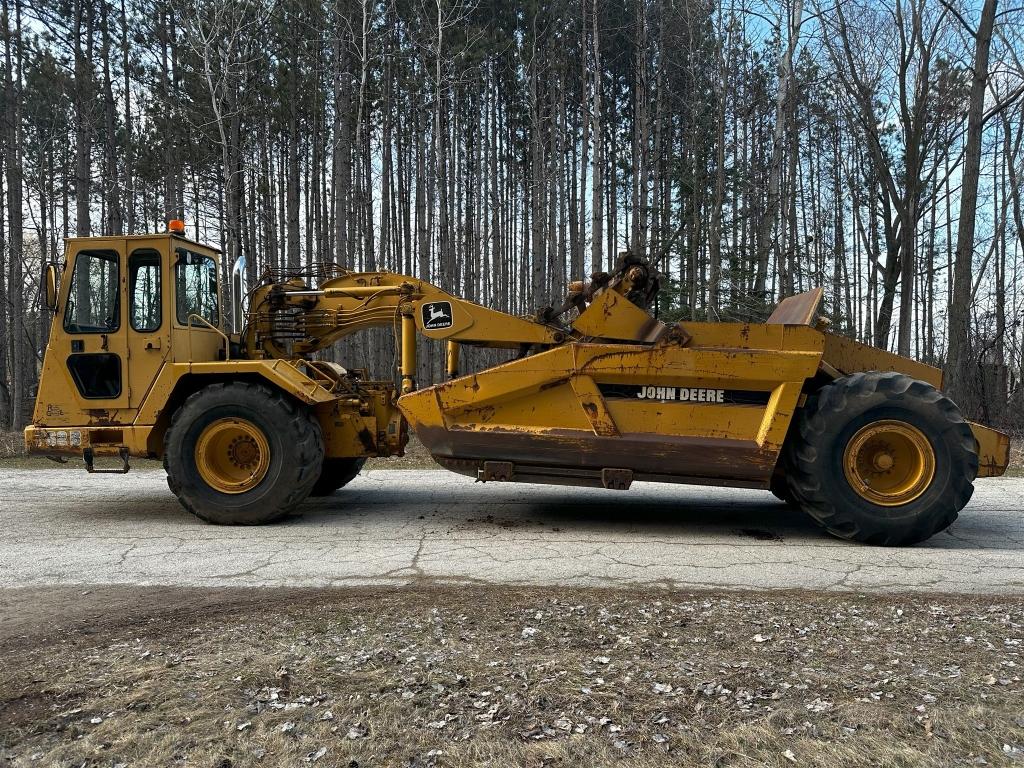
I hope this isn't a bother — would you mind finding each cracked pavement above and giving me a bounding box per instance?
[1,468,1022,593]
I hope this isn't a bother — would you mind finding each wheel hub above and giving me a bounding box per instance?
[229,436,259,468]
[195,418,271,494]
[843,420,935,506]
[872,451,895,471]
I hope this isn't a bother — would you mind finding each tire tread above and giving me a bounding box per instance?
[163,382,324,524]
[784,371,976,546]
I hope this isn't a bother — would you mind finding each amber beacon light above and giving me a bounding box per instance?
[168,219,186,234]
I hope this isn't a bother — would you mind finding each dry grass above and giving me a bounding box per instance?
[1007,436,1024,477]
[366,432,439,470]
[0,431,22,459]
[1,586,1022,767]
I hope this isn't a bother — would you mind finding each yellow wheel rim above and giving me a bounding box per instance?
[843,420,935,506]
[194,418,271,494]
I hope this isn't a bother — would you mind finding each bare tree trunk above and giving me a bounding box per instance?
[100,0,121,235]
[756,0,803,297]
[5,0,25,428]
[529,16,546,306]
[332,0,352,266]
[286,60,301,270]
[590,0,603,276]
[74,0,92,236]
[354,0,373,269]
[948,0,998,414]
[707,5,728,316]
[630,0,649,256]
[119,0,133,232]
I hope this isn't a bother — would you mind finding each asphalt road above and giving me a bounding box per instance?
[1,468,1022,593]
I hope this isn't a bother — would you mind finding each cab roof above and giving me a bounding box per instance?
[64,232,222,254]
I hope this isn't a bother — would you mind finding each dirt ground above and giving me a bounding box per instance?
[1009,437,1023,476]
[1,586,1022,768]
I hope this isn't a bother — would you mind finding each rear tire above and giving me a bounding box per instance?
[309,457,366,496]
[785,371,977,546]
[769,471,798,506]
[164,382,324,524]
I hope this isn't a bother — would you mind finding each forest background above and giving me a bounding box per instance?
[1,0,1022,431]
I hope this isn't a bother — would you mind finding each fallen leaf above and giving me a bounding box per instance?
[304,747,327,762]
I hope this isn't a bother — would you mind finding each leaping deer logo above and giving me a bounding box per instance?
[423,302,453,328]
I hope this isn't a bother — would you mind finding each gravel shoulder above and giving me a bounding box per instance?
[2,585,1022,767]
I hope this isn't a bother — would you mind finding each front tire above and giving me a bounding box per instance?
[164,382,324,524]
[785,372,978,546]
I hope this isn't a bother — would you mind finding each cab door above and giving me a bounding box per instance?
[59,239,131,413]
[170,245,224,363]
[126,239,172,409]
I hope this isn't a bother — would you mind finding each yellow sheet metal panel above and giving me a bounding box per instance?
[822,333,943,388]
[124,237,173,410]
[755,381,804,448]
[313,389,406,459]
[970,421,1010,477]
[188,360,337,404]
[416,296,560,347]
[569,375,620,436]
[581,346,821,385]
[604,398,765,441]
[451,380,594,432]
[410,346,578,416]
[675,321,826,353]
[133,360,337,428]
[314,407,379,458]
[765,287,824,325]
[398,336,821,485]
[572,290,669,342]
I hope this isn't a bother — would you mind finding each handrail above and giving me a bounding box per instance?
[187,313,231,361]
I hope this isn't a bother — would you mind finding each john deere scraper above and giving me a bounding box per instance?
[27,222,1010,545]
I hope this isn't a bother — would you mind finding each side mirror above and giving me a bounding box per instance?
[231,254,248,332]
[43,263,59,311]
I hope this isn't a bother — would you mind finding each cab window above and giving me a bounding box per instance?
[175,249,220,326]
[129,250,162,332]
[63,250,120,334]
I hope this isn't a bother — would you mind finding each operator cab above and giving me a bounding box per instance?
[36,222,223,423]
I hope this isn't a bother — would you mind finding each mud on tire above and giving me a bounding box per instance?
[310,457,366,496]
[163,382,324,524]
[784,371,978,546]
